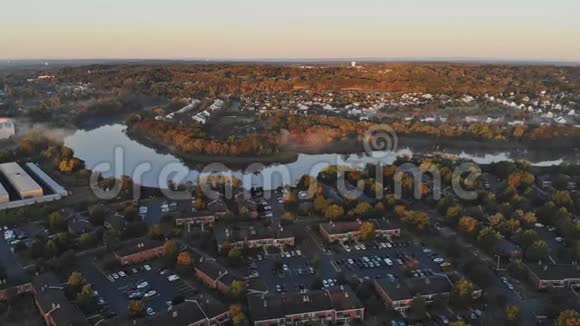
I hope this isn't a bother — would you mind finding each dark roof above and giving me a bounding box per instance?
[195,258,237,286]
[147,294,227,325]
[375,275,452,302]
[113,239,163,257]
[214,222,293,245]
[527,264,580,281]
[66,215,94,235]
[32,273,90,326]
[320,218,399,235]
[494,238,522,256]
[248,286,361,322]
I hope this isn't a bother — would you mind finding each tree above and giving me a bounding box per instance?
[77,284,93,308]
[89,206,105,226]
[229,304,248,326]
[505,305,521,325]
[359,222,375,241]
[79,233,95,249]
[228,280,247,299]
[446,205,462,224]
[514,229,539,249]
[458,216,479,236]
[314,195,329,213]
[325,204,344,220]
[477,227,501,252]
[177,251,192,266]
[281,211,295,225]
[554,309,580,326]
[450,279,475,308]
[103,228,121,250]
[163,240,178,259]
[352,202,372,216]
[526,240,549,262]
[67,271,85,290]
[48,211,65,232]
[228,247,243,265]
[148,224,163,240]
[128,300,144,317]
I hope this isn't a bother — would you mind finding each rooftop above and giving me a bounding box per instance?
[113,239,164,257]
[527,263,580,281]
[320,218,400,235]
[0,162,42,194]
[214,221,293,245]
[32,273,90,326]
[195,258,237,286]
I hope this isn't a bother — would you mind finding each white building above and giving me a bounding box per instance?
[0,118,15,140]
[0,162,44,199]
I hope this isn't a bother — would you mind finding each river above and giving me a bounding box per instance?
[64,123,574,189]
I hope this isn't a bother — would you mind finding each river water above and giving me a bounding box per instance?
[64,123,573,189]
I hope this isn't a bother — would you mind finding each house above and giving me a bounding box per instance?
[373,275,453,312]
[32,273,90,326]
[194,258,237,293]
[318,218,400,243]
[113,239,164,265]
[140,293,230,326]
[526,264,580,290]
[214,222,294,251]
[247,286,364,326]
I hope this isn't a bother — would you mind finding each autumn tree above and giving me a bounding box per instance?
[325,204,344,220]
[228,280,247,299]
[128,300,144,317]
[458,216,479,236]
[554,309,580,326]
[352,202,372,217]
[163,240,178,263]
[281,211,295,225]
[359,222,375,241]
[229,304,248,326]
[477,227,501,252]
[505,305,521,325]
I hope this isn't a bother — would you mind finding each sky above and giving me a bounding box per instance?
[1,0,579,61]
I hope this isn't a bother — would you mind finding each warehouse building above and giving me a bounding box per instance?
[0,182,8,204]
[0,162,44,199]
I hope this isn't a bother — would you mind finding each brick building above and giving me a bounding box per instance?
[319,218,400,243]
[113,239,164,265]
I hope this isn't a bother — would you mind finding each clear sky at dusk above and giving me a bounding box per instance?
[1,0,579,60]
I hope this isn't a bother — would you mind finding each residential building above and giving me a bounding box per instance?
[32,273,90,326]
[175,211,217,227]
[113,239,164,265]
[214,222,294,251]
[373,275,453,312]
[0,162,44,199]
[247,286,364,325]
[194,258,237,293]
[139,293,230,326]
[526,264,580,289]
[319,218,400,243]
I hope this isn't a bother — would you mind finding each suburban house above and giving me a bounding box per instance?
[526,264,580,289]
[113,239,164,265]
[195,258,237,293]
[32,273,90,326]
[214,222,294,251]
[247,286,364,326]
[319,218,400,243]
[175,211,217,227]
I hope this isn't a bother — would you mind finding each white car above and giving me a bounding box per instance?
[322,280,329,287]
[139,206,148,214]
[283,264,289,271]
[167,274,180,282]
[360,244,366,250]
[137,281,149,289]
[347,258,354,264]
[296,250,302,256]
[118,271,126,277]
[354,245,361,251]
[144,265,151,271]
[144,290,157,298]
[344,245,351,252]
[422,248,432,253]
[112,273,119,279]
[433,257,444,263]
[384,258,393,266]
[555,237,563,243]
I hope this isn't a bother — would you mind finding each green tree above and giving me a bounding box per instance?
[450,279,475,308]
[79,233,94,249]
[48,211,65,232]
[77,284,93,307]
[228,280,247,299]
[505,305,521,325]
[477,227,501,251]
[227,247,243,265]
[526,240,549,262]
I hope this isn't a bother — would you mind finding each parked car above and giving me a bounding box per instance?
[167,274,180,282]
[144,290,157,298]
[137,281,149,289]
[146,307,156,316]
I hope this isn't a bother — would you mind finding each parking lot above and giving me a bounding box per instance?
[319,239,448,283]
[254,250,316,293]
[79,257,196,319]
